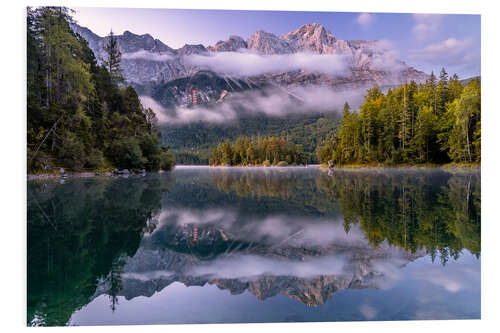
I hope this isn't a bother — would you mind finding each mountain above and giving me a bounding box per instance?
[281,23,339,54]
[72,22,427,96]
[247,30,296,54]
[207,35,248,52]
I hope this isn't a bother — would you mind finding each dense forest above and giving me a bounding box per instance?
[316,71,481,166]
[164,113,339,165]
[27,7,174,173]
[209,136,308,166]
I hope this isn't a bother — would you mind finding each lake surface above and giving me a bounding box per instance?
[27,166,481,326]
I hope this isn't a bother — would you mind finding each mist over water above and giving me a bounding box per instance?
[27,167,480,326]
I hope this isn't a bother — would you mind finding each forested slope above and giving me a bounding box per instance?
[27,7,174,173]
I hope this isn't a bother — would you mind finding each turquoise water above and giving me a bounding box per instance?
[27,166,481,326]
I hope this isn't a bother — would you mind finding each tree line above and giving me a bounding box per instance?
[27,7,174,172]
[209,136,308,166]
[316,70,481,166]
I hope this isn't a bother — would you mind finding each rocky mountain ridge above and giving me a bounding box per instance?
[72,22,427,92]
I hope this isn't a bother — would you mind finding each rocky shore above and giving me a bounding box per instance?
[27,168,152,180]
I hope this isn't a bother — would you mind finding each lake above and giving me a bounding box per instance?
[27,166,481,326]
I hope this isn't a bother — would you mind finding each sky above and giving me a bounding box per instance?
[71,7,481,78]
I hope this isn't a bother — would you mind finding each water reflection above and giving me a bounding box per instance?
[27,175,172,326]
[27,167,480,326]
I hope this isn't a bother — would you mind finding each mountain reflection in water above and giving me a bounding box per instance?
[27,167,480,326]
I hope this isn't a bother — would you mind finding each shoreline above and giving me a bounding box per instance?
[27,170,171,180]
[27,171,109,180]
[27,163,480,180]
[180,164,480,170]
[317,164,481,173]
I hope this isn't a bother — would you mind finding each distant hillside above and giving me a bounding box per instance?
[460,76,481,86]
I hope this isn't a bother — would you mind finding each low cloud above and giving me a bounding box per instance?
[138,96,173,123]
[412,14,444,41]
[410,37,476,66]
[357,13,374,27]
[122,50,174,62]
[185,51,350,77]
[140,85,366,125]
[367,39,405,71]
[359,304,377,319]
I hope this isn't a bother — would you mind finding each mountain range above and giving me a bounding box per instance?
[71,23,429,164]
[72,23,427,107]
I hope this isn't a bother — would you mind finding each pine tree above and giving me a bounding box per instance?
[436,67,449,115]
[102,30,124,84]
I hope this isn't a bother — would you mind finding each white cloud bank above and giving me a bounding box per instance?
[122,50,174,62]
[367,39,406,71]
[185,51,350,77]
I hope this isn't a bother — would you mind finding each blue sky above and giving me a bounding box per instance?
[71,7,481,78]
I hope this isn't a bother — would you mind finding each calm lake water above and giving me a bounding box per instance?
[27,166,481,326]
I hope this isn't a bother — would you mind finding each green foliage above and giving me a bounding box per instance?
[86,148,104,169]
[58,132,86,169]
[447,79,481,163]
[209,136,307,166]
[27,7,174,172]
[317,71,481,166]
[108,137,147,170]
[160,113,340,165]
[160,147,176,171]
[139,134,162,171]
